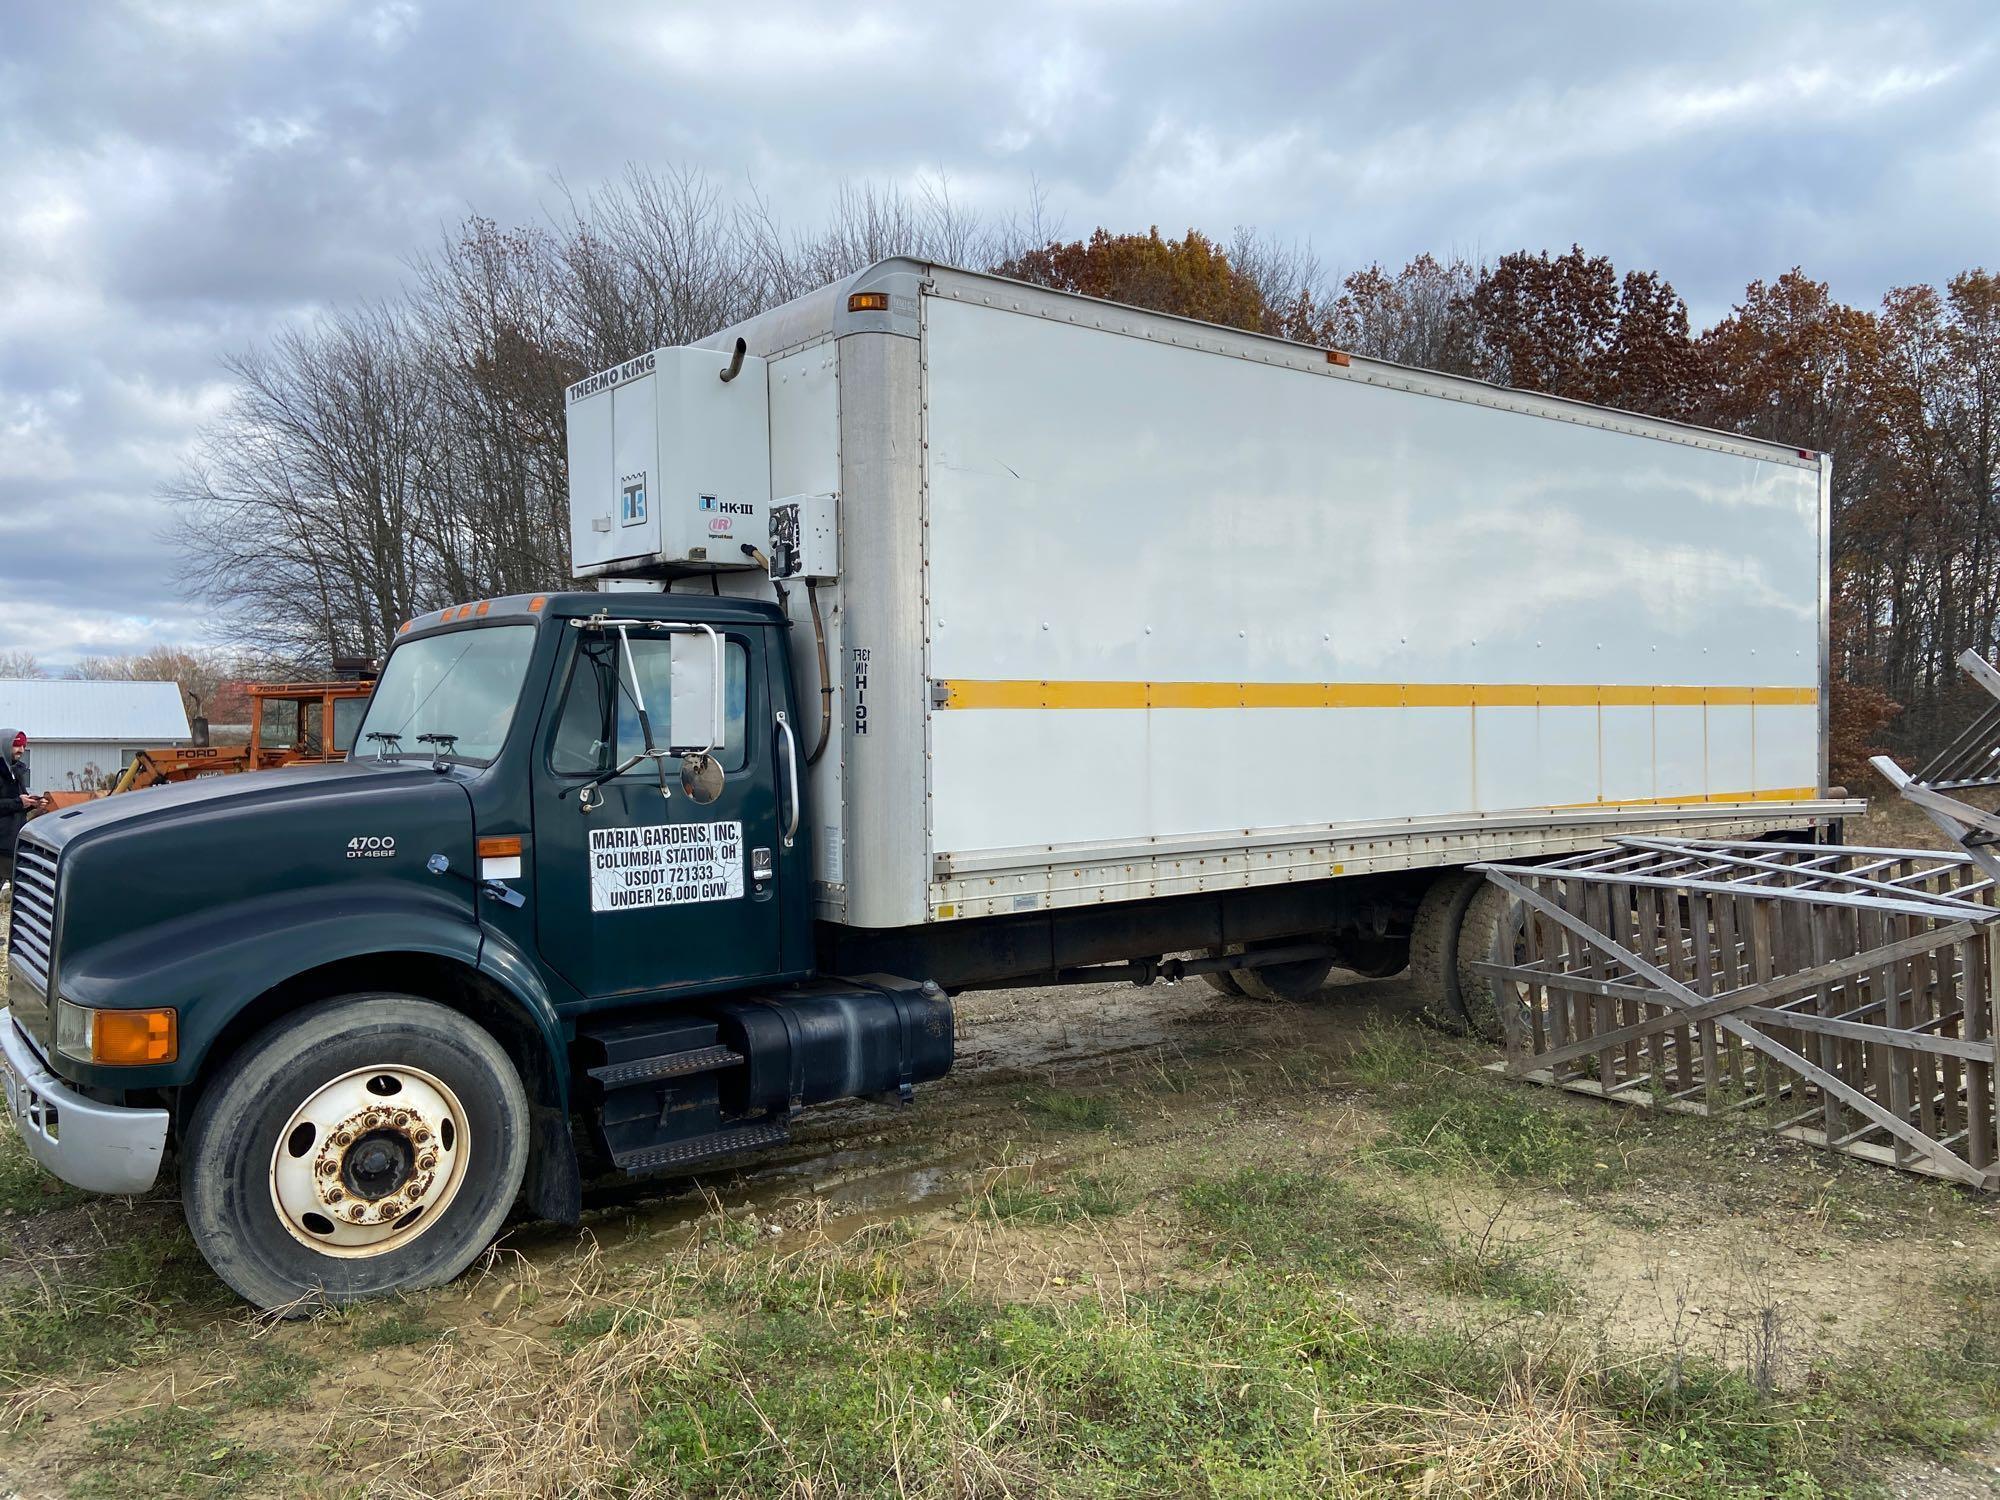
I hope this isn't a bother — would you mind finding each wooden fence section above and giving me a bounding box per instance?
[1473,839,2000,1189]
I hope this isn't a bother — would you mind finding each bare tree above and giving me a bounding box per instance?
[1328,254,1485,375]
[169,303,443,666]
[173,161,1056,665]
[69,645,237,723]
[0,650,45,679]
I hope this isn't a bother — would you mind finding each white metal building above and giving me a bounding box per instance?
[0,680,191,793]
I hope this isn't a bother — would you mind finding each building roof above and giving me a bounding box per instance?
[0,679,192,744]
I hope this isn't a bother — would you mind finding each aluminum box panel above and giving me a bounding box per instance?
[921,290,1823,890]
[688,261,1832,929]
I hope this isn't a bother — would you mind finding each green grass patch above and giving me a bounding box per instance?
[1380,1079,1620,1190]
[0,1130,89,1215]
[1344,1017,1438,1087]
[1182,1167,1570,1312]
[1934,1269,2000,1390]
[1019,1086,1120,1132]
[0,1222,234,1384]
[980,1170,1136,1225]
[68,1403,275,1498]
[230,1344,318,1409]
[350,1306,447,1350]
[623,1249,1983,1499]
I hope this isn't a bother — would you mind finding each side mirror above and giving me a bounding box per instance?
[666,625,726,756]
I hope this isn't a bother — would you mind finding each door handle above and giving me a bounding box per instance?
[775,711,800,849]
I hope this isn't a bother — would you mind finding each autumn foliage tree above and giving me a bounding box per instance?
[996,228,1268,332]
[1468,245,1706,417]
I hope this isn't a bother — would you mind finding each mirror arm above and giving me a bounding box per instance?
[614,623,676,801]
[559,751,650,806]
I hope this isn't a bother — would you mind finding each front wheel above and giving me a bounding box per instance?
[182,994,529,1312]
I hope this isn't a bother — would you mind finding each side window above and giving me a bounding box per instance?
[331,697,366,754]
[549,634,750,776]
[260,696,299,747]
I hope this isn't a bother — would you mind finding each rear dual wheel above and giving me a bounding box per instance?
[1454,882,1531,1044]
[1408,873,1527,1042]
[182,994,529,1312]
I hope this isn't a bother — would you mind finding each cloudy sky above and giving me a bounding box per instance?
[3,1,1996,669]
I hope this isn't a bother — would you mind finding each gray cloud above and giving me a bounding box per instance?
[3,0,1995,666]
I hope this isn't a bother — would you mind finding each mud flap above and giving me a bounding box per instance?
[523,1102,582,1224]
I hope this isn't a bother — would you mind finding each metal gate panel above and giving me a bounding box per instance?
[1474,840,1998,1188]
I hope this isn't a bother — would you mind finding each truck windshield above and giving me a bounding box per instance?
[353,625,536,767]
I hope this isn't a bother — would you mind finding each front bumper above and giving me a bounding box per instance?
[0,1009,167,1195]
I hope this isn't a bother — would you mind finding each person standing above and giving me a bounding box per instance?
[0,729,47,894]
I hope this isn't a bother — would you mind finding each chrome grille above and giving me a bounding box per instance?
[7,834,58,998]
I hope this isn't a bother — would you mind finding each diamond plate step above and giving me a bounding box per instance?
[587,1044,744,1089]
[610,1117,791,1174]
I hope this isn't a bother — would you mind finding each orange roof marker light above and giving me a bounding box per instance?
[1326,350,1352,367]
[398,620,412,634]
[848,291,890,312]
[475,600,492,617]
[528,595,548,613]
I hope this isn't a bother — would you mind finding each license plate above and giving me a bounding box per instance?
[0,1057,22,1125]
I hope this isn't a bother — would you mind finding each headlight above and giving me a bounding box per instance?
[55,1001,178,1066]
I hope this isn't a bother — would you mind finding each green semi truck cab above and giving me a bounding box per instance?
[3,590,952,1308]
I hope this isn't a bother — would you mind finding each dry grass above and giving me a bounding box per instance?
[1341,1360,1616,1499]
[341,1247,703,1499]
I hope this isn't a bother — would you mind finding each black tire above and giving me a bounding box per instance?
[182,994,529,1312]
[1407,871,1481,1031]
[1235,947,1336,1002]
[1453,882,1529,1044]
[1333,933,1410,980]
[1198,945,1249,998]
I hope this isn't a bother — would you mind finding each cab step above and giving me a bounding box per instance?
[586,1044,743,1089]
[610,1116,791,1174]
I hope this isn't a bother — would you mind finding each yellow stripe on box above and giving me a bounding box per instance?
[937,681,1820,711]
[1549,786,1821,810]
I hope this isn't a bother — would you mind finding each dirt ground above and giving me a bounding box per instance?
[0,799,1994,1496]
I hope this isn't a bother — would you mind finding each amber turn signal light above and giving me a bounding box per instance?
[848,292,890,312]
[56,1001,177,1066]
[97,1009,177,1065]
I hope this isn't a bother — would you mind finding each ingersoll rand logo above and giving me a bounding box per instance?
[346,836,397,860]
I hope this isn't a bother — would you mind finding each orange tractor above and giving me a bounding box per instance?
[42,680,376,809]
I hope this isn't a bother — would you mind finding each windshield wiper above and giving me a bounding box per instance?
[416,732,459,771]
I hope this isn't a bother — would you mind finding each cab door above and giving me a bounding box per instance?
[530,621,784,1001]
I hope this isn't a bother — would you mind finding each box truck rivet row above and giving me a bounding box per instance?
[0,259,1857,1308]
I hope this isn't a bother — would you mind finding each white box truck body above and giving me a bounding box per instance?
[567,259,1851,936]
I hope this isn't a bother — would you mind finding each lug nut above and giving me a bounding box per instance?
[347,1205,368,1222]
[412,1127,431,1144]
[326,1187,344,1203]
